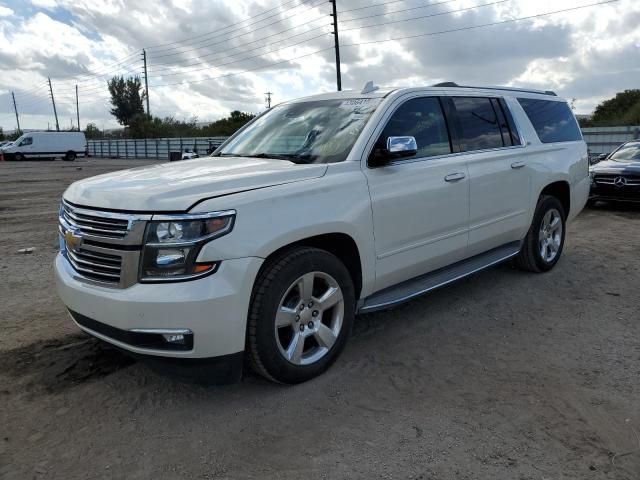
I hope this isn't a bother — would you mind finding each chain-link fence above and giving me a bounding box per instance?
[87,136,229,160]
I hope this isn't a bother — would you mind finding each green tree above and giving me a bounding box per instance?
[589,89,640,126]
[107,76,146,127]
[84,123,102,139]
[0,127,4,141]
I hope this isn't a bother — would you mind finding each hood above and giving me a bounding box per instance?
[591,159,640,175]
[64,156,328,211]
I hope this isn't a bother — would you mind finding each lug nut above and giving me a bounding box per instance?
[312,310,319,317]
[308,301,314,308]
[299,304,305,311]
[295,315,300,322]
[308,321,314,329]
[299,324,305,332]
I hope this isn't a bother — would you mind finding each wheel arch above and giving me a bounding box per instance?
[257,232,364,301]
[539,180,570,216]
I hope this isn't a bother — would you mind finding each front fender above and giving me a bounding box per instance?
[193,165,377,298]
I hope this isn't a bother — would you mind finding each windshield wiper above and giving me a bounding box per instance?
[218,152,316,164]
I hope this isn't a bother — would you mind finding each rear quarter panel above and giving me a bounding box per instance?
[506,96,589,225]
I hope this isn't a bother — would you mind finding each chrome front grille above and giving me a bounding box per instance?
[59,200,151,288]
[61,202,130,238]
[594,174,640,186]
[66,248,122,283]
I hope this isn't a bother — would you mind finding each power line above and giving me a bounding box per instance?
[147,32,329,79]
[150,46,334,88]
[341,0,619,48]
[149,0,619,89]
[148,24,327,70]
[340,0,509,33]
[148,0,328,59]
[341,0,460,22]
[339,0,422,15]
[146,0,314,50]
[146,1,506,82]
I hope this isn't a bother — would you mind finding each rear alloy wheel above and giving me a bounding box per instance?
[247,247,355,384]
[64,151,76,161]
[514,195,566,272]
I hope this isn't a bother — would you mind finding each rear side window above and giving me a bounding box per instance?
[517,98,582,143]
[451,97,505,151]
[373,96,452,160]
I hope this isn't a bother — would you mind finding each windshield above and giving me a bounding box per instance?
[217,98,382,164]
[609,143,640,161]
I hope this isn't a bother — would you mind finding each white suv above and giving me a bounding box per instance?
[55,83,589,384]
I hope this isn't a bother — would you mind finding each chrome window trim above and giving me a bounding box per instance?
[363,93,528,169]
[384,144,526,168]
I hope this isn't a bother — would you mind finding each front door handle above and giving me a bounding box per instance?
[511,161,526,169]
[444,172,466,182]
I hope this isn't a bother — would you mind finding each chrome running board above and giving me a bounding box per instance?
[358,241,521,313]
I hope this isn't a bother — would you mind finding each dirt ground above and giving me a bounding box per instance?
[0,158,639,479]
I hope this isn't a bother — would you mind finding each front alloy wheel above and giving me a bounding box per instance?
[275,271,344,366]
[247,247,355,384]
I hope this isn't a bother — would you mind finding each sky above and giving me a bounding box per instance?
[0,0,638,131]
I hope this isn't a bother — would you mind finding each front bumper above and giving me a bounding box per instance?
[55,253,263,359]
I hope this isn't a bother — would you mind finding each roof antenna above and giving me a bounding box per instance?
[361,81,379,94]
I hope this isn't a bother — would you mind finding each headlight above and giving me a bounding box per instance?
[589,171,595,185]
[140,210,235,282]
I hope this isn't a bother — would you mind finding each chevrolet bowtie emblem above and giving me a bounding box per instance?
[64,230,83,251]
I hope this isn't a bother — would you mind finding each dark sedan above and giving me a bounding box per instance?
[589,141,640,204]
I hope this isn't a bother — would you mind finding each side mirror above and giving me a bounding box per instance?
[369,136,418,168]
[598,153,608,161]
[387,136,417,156]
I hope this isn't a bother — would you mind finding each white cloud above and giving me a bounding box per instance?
[0,5,13,17]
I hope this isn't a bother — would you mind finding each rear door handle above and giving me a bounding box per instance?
[444,172,466,182]
[511,161,526,169]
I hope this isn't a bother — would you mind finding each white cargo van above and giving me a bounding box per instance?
[1,131,87,161]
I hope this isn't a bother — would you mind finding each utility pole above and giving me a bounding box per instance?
[330,0,342,91]
[48,77,60,132]
[142,49,150,116]
[11,92,21,133]
[264,92,272,109]
[75,84,80,131]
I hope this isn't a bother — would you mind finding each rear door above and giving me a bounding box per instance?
[363,95,470,292]
[447,96,530,256]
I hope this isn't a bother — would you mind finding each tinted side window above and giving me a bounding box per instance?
[517,98,582,143]
[20,137,33,146]
[452,97,504,151]
[373,97,451,161]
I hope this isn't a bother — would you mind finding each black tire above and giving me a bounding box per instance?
[64,151,76,161]
[14,152,24,161]
[247,247,355,384]
[514,195,566,273]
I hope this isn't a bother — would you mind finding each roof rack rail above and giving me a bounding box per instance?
[431,82,557,96]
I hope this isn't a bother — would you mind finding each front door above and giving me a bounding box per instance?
[364,96,470,292]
